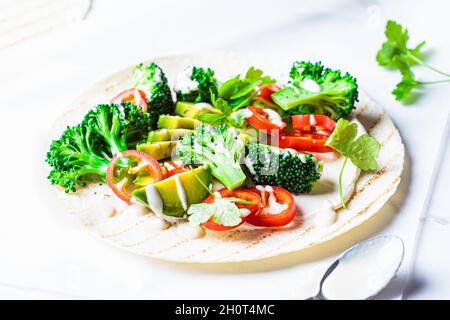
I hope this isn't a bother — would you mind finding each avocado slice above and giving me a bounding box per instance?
[158,115,202,129]
[133,166,212,217]
[147,128,193,143]
[137,141,178,160]
[175,102,219,119]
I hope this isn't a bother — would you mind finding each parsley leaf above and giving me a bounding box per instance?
[325,119,381,207]
[217,66,275,108]
[187,197,244,227]
[376,20,450,101]
[197,67,275,127]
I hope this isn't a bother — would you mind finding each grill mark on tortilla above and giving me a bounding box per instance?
[122,232,162,248]
[348,166,387,202]
[261,226,315,257]
[323,175,401,240]
[353,102,369,117]
[367,113,387,133]
[260,176,400,259]
[215,230,278,261]
[149,238,191,256]
[183,217,304,261]
[101,218,147,238]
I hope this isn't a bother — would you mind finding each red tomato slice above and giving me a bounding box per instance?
[279,130,333,153]
[111,88,147,112]
[247,186,296,227]
[163,161,189,178]
[291,114,336,132]
[107,150,163,204]
[202,188,262,231]
[257,84,282,103]
[246,105,287,131]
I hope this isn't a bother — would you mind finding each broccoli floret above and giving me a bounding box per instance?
[46,102,152,192]
[46,124,110,192]
[176,125,246,190]
[245,143,321,194]
[272,61,358,120]
[174,66,218,103]
[133,63,175,129]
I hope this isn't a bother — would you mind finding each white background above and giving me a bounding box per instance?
[0,0,449,299]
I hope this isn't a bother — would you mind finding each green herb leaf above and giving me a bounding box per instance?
[325,119,381,207]
[392,75,420,101]
[197,113,227,125]
[324,118,358,156]
[376,20,450,101]
[215,66,275,108]
[187,198,243,227]
[348,135,381,171]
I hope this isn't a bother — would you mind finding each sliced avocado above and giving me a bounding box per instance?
[133,166,212,217]
[147,128,193,143]
[237,133,257,145]
[137,141,178,160]
[175,102,219,119]
[158,115,202,129]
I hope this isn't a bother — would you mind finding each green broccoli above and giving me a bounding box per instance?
[175,66,218,103]
[272,61,358,120]
[176,125,246,190]
[46,102,153,192]
[133,63,175,129]
[245,143,321,194]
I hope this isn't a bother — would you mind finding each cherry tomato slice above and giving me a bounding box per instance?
[279,130,333,153]
[163,161,189,178]
[247,186,296,227]
[291,114,336,133]
[246,105,287,131]
[202,188,262,231]
[257,84,282,103]
[107,150,163,204]
[111,88,147,112]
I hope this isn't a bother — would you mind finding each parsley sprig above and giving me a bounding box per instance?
[197,66,275,127]
[187,166,254,227]
[325,119,381,208]
[377,20,450,101]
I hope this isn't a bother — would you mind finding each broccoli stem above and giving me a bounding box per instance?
[203,150,246,190]
[211,161,246,191]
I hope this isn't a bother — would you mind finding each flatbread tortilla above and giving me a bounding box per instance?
[47,53,404,263]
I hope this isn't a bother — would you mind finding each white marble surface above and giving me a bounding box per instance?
[0,0,449,299]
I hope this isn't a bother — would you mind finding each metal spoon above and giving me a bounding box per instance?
[307,235,404,300]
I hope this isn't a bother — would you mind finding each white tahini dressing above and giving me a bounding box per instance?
[175,222,206,239]
[314,202,337,227]
[300,78,321,92]
[294,119,365,217]
[174,65,198,94]
[145,184,164,217]
[322,237,404,300]
[263,108,284,128]
[174,173,188,211]
[256,185,288,215]
[122,203,149,216]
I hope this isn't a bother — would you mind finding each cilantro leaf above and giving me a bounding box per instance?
[187,197,244,227]
[376,20,450,101]
[216,66,275,108]
[392,75,420,101]
[324,118,357,156]
[197,113,227,125]
[349,135,381,171]
[325,119,381,207]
